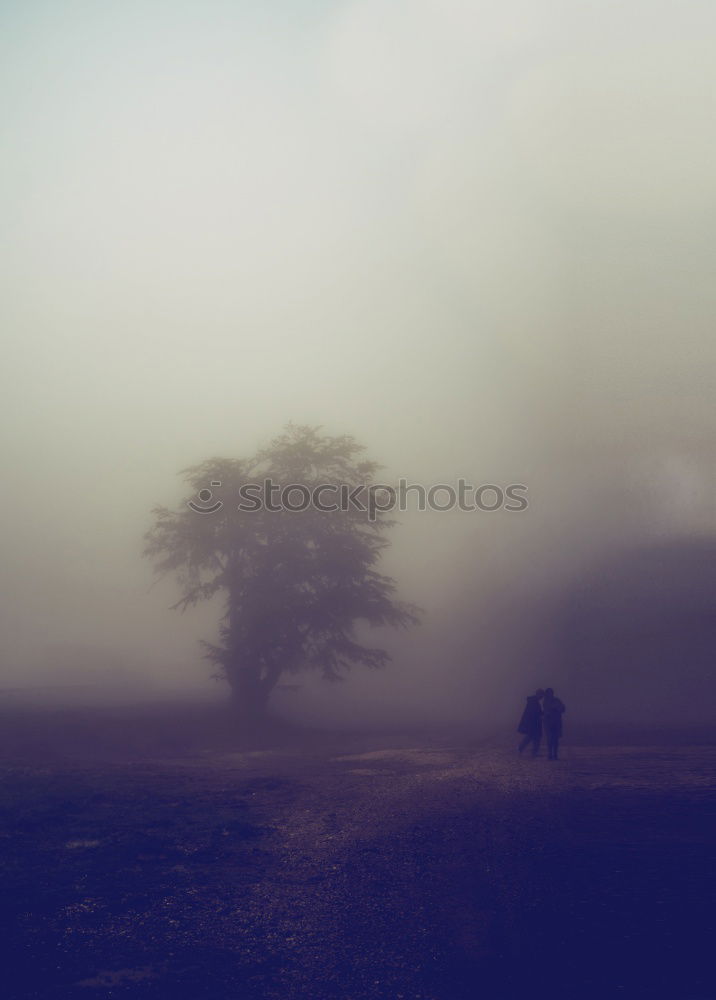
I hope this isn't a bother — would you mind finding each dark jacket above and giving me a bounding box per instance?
[543,696,566,736]
[517,696,543,737]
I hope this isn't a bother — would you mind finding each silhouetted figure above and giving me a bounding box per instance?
[518,689,544,755]
[542,687,566,760]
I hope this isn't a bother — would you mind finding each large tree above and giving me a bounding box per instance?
[144,425,420,718]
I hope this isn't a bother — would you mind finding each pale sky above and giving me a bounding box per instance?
[1,0,714,711]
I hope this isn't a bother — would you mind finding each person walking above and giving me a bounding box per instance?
[517,689,544,756]
[542,687,566,760]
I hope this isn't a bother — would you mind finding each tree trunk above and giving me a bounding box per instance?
[224,585,283,720]
[226,659,281,721]
[228,673,268,718]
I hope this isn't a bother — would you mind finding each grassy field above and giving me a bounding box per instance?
[1,704,714,999]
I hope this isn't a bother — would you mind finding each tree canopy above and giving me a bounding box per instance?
[144,425,420,716]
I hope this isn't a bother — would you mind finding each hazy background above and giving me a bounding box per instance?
[1,0,714,728]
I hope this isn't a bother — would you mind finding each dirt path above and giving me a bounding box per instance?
[2,742,715,999]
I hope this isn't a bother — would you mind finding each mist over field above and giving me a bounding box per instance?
[1,0,714,729]
[3,8,716,1000]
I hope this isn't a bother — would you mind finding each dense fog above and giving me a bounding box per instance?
[2,0,714,729]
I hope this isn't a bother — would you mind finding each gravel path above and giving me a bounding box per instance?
[2,741,715,999]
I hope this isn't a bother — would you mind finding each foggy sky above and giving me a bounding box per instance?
[1,0,714,724]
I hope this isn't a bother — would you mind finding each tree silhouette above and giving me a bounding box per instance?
[144,425,420,718]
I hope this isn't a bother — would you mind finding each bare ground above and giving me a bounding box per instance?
[1,707,714,1000]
